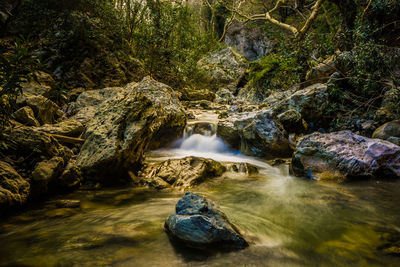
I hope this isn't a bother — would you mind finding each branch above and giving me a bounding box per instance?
[297,0,325,39]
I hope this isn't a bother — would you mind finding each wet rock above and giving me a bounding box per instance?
[217,110,292,159]
[165,192,248,250]
[372,120,400,145]
[277,109,307,134]
[291,131,400,180]
[11,106,40,127]
[186,122,216,136]
[218,111,229,119]
[76,77,186,181]
[139,157,226,189]
[0,161,30,211]
[197,47,248,92]
[225,162,258,174]
[36,119,84,137]
[224,21,273,61]
[31,157,64,195]
[23,94,63,124]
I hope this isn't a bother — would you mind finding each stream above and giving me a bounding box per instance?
[1,111,400,266]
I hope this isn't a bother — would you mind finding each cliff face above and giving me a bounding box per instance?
[224,21,273,61]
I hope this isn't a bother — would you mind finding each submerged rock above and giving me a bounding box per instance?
[0,161,30,212]
[165,192,248,250]
[139,157,226,189]
[217,110,292,159]
[291,131,400,180]
[76,77,186,181]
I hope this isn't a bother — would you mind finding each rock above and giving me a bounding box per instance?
[76,77,186,181]
[165,192,248,250]
[224,21,273,61]
[23,94,63,124]
[215,88,234,104]
[21,71,55,96]
[185,122,216,136]
[2,125,72,162]
[139,157,226,189]
[277,109,307,134]
[197,47,248,92]
[57,162,82,189]
[305,57,336,85]
[375,87,400,122]
[291,131,400,180]
[277,83,329,122]
[217,110,292,159]
[237,84,267,104]
[11,106,40,127]
[36,119,84,137]
[31,157,65,195]
[225,162,258,174]
[67,86,127,124]
[179,88,215,102]
[0,161,30,212]
[372,120,400,144]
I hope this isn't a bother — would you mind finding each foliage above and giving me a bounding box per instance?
[248,51,301,91]
[0,37,39,128]
[131,0,221,88]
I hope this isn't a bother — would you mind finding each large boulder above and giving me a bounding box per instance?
[197,47,248,92]
[36,119,84,137]
[372,120,400,146]
[67,86,128,124]
[217,110,292,158]
[165,192,248,250]
[139,157,226,189]
[291,131,400,180]
[0,161,30,212]
[76,77,186,181]
[224,21,273,61]
[275,83,329,122]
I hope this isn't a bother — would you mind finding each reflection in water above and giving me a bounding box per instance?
[1,119,400,266]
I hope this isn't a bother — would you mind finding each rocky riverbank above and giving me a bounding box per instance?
[1,47,399,220]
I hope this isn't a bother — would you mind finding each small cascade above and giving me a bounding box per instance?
[157,119,278,172]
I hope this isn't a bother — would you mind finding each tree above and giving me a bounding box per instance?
[216,0,326,40]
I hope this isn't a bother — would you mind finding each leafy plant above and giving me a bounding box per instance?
[0,36,39,128]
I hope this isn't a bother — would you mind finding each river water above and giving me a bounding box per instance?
[1,112,400,266]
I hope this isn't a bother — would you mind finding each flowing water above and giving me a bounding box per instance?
[1,112,400,266]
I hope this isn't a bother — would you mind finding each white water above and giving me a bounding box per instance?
[150,122,280,173]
